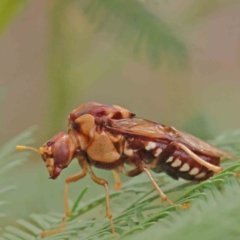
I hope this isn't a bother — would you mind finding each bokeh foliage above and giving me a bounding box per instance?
[47,0,189,135]
[46,0,237,135]
[0,0,29,35]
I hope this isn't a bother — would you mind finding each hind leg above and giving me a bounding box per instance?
[141,166,175,205]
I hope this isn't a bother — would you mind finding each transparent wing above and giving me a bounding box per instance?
[177,130,235,159]
[107,118,235,159]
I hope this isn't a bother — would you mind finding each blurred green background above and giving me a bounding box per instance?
[0,0,240,236]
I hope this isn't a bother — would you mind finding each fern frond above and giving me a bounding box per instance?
[79,0,188,67]
[123,174,240,240]
[1,128,239,240]
[0,127,36,214]
[176,0,237,28]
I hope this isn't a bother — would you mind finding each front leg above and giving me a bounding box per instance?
[41,171,87,238]
[64,171,87,216]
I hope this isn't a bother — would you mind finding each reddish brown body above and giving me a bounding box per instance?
[49,102,231,182]
[17,102,235,237]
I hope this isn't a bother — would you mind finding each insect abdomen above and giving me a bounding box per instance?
[123,137,166,168]
[124,137,220,182]
[157,150,220,181]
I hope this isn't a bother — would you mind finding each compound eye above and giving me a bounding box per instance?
[53,141,70,165]
[46,141,53,147]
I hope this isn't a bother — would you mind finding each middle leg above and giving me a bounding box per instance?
[88,167,115,234]
[112,167,142,190]
[113,171,122,191]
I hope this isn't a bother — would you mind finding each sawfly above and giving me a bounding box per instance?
[17,102,235,237]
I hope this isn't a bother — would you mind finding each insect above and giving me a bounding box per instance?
[16,102,235,237]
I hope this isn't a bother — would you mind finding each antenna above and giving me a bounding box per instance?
[16,145,40,153]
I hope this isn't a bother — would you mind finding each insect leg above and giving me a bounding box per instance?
[88,168,115,234]
[64,171,87,215]
[141,166,175,206]
[175,143,222,173]
[41,171,87,238]
[124,167,142,177]
[113,167,142,190]
[113,171,122,190]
